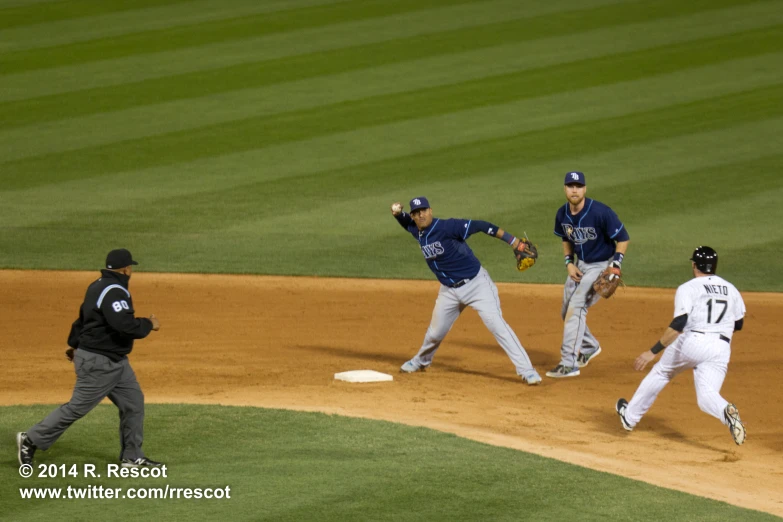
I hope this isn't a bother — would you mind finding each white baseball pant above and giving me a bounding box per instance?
[625,332,732,428]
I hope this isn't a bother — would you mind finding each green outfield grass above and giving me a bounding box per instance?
[0,0,781,289]
[1,404,779,522]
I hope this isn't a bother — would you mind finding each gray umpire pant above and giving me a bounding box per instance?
[559,259,608,368]
[26,349,146,461]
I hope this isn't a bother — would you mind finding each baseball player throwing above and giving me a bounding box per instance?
[616,246,747,445]
[391,197,542,385]
[548,171,630,378]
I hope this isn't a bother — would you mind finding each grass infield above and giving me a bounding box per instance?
[1,404,779,522]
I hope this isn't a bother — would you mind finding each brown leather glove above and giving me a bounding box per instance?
[593,265,623,298]
[513,238,538,272]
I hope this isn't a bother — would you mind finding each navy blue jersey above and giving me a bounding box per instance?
[396,213,497,285]
[553,198,629,263]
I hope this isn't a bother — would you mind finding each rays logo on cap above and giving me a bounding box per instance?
[409,197,430,212]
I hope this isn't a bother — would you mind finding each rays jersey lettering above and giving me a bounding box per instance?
[553,198,629,263]
[674,275,745,337]
[421,241,445,259]
[561,224,597,244]
[394,215,500,286]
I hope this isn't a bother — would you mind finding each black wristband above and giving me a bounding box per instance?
[565,255,574,266]
[650,341,665,354]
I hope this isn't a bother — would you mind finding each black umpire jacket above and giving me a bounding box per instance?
[67,269,153,362]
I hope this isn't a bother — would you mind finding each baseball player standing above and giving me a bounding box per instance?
[17,249,163,467]
[616,246,747,445]
[547,172,630,378]
[391,197,542,385]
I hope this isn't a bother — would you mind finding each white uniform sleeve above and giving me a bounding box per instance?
[673,284,691,317]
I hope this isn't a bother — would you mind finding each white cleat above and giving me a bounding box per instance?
[724,403,746,445]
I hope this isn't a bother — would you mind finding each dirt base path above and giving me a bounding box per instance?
[2,271,781,516]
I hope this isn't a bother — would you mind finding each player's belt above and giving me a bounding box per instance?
[448,278,472,288]
[693,331,730,343]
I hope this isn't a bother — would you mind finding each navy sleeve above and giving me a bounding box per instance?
[394,212,418,237]
[463,219,499,239]
[100,289,153,339]
[395,212,413,229]
[604,207,629,241]
[447,219,500,240]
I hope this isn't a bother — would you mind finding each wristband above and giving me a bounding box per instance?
[613,252,624,265]
[565,255,574,266]
[500,231,517,245]
[650,341,665,354]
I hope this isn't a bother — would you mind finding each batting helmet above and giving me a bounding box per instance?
[691,246,718,274]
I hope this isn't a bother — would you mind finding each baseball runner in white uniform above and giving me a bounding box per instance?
[616,246,747,445]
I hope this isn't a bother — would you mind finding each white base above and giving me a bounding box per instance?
[334,370,393,383]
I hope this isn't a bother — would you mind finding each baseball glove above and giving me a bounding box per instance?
[593,264,623,298]
[513,238,538,271]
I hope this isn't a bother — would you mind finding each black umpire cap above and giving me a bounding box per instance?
[106,249,139,269]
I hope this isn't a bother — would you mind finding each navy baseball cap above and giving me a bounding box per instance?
[409,197,430,212]
[564,171,586,185]
[106,249,139,269]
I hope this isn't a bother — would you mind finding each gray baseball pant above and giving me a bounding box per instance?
[409,267,537,378]
[26,349,146,461]
[559,259,608,368]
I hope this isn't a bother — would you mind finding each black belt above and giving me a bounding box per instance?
[693,331,730,343]
[449,278,472,288]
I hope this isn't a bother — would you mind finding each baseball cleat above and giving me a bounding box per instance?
[576,346,602,368]
[121,457,164,468]
[17,432,37,466]
[545,364,580,378]
[616,398,633,431]
[400,359,425,373]
[723,403,746,445]
[523,372,542,386]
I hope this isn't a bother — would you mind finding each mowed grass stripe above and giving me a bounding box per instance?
[0,0,485,73]
[0,0,195,30]
[2,105,779,239]
[0,0,340,53]
[7,87,780,235]
[5,2,782,162]
[2,36,781,168]
[2,26,780,190]
[0,0,628,108]
[2,118,779,281]
[4,107,778,238]
[3,0,775,104]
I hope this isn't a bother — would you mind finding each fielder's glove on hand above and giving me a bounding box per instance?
[593,265,624,298]
[514,238,538,272]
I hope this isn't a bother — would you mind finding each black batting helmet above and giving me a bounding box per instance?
[691,246,718,274]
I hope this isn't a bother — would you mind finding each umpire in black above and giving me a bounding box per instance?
[17,249,162,468]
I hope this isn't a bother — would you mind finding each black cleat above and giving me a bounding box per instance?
[121,457,164,468]
[17,432,37,465]
[616,399,633,432]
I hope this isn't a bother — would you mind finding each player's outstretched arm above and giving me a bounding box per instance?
[634,323,683,371]
[390,202,413,228]
[488,227,538,272]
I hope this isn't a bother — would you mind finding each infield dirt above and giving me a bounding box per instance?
[2,271,781,516]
